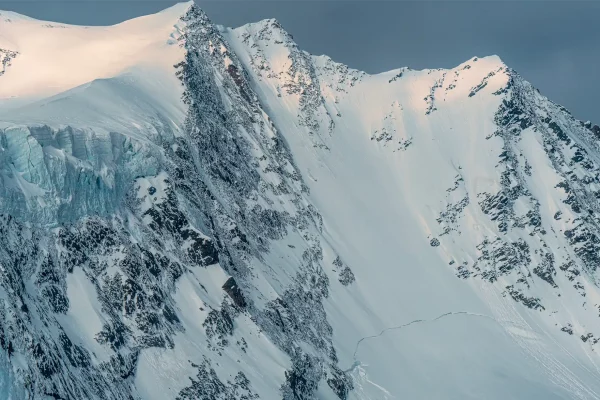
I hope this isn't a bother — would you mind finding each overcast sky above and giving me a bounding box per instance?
[1,0,598,123]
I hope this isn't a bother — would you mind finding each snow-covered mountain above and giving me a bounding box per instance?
[2,2,600,398]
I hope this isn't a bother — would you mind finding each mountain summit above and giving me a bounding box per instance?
[1,2,600,399]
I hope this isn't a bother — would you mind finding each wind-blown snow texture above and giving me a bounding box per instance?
[2,2,600,399]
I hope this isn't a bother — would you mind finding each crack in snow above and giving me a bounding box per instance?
[345,311,497,372]
[25,137,35,182]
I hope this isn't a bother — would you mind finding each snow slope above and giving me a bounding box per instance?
[2,2,600,399]
[224,20,600,399]
[0,3,187,101]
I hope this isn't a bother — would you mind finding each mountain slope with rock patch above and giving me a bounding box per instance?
[1,2,600,399]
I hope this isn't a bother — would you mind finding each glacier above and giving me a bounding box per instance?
[1,2,600,399]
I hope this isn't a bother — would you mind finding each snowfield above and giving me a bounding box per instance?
[1,2,600,399]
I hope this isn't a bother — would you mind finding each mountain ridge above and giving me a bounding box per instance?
[0,1,510,105]
[0,2,600,400]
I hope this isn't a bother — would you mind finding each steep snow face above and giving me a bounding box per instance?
[2,3,600,400]
[225,21,600,399]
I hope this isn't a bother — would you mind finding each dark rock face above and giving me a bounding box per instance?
[203,305,235,349]
[173,6,351,399]
[281,353,321,400]
[0,216,147,399]
[338,266,355,287]
[326,365,354,400]
[504,285,545,311]
[332,256,355,286]
[222,277,247,308]
[0,48,18,76]
[176,358,258,400]
[441,67,600,341]
[562,324,574,335]
[139,178,219,268]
